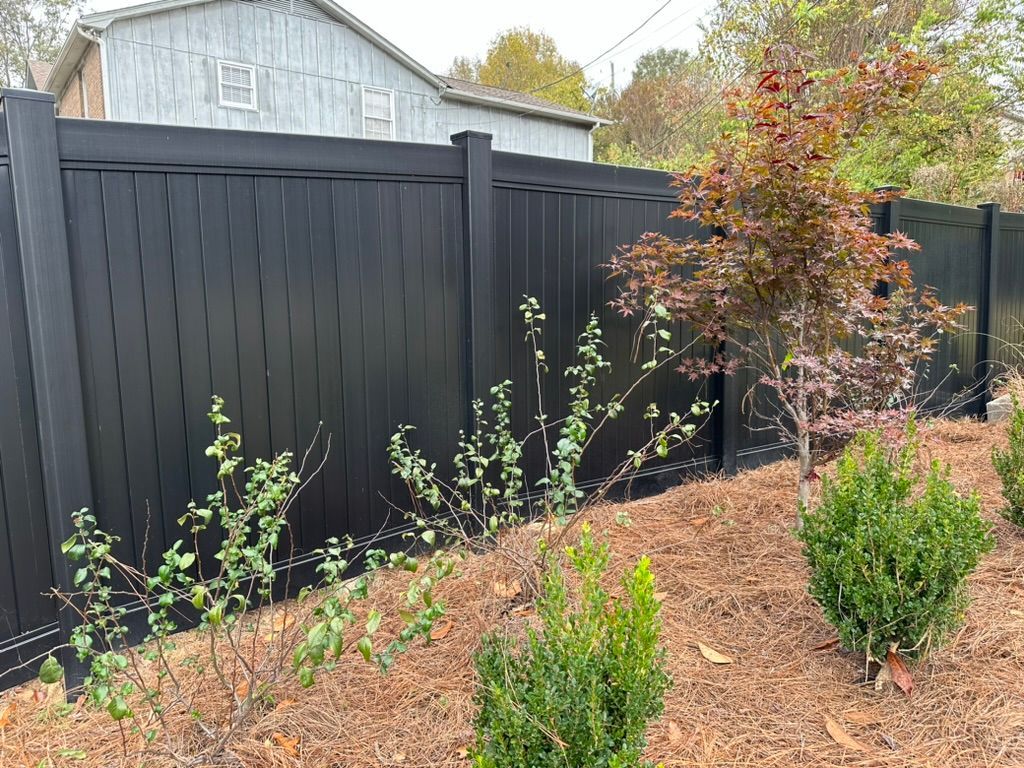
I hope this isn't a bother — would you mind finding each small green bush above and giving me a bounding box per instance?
[993,394,1024,527]
[798,422,993,664]
[472,525,669,768]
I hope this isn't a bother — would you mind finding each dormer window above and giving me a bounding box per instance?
[218,61,257,110]
[362,86,395,140]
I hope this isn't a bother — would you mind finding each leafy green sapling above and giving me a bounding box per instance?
[389,296,711,594]
[49,397,452,765]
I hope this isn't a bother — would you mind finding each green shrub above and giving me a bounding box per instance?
[52,397,452,762]
[993,394,1024,527]
[472,525,669,768]
[798,422,993,664]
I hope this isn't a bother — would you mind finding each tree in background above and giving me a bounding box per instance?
[701,0,1024,206]
[609,46,968,515]
[446,27,591,113]
[594,48,724,170]
[0,0,82,87]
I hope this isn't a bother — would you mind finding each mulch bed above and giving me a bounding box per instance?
[2,418,1022,767]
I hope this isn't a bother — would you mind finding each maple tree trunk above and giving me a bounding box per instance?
[796,431,812,527]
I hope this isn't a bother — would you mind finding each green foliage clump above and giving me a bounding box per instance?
[993,395,1024,528]
[472,525,669,768]
[51,397,452,761]
[798,422,994,663]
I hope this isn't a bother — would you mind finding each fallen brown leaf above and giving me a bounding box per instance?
[275,698,297,711]
[811,638,840,651]
[234,680,250,701]
[430,619,453,641]
[668,720,684,745]
[510,605,534,617]
[264,611,297,641]
[493,579,522,599]
[887,649,914,697]
[653,591,668,602]
[0,703,15,729]
[689,517,710,527]
[697,642,733,665]
[272,732,301,757]
[825,716,866,752]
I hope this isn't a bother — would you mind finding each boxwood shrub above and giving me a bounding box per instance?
[798,422,993,664]
[993,395,1024,528]
[472,525,669,768]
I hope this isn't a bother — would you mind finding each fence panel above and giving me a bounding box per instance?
[58,122,470,584]
[897,199,985,408]
[995,211,1024,368]
[491,154,717,492]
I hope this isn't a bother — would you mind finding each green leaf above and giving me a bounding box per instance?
[178,552,196,571]
[107,696,132,721]
[38,656,63,685]
[60,535,77,555]
[366,609,382,635]
[421,530,436,547]
[357,635,372,662]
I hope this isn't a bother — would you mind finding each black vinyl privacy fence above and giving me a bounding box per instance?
[0,86,1020,688]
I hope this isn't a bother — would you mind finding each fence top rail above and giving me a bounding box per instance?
[55,118,466,179]
[1001,210,1024,233]
[493,150,680,200]
[900,197,987,228]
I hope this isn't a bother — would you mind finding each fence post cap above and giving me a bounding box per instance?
[450,130,493,144]
[0,88,56,105]
[977,201,1001,210]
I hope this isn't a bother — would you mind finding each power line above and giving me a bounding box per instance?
[444,1,712,132]
[529,0,674,95]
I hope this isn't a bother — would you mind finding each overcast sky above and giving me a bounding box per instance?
[84,0,717,86]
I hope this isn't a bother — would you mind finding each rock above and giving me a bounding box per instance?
[988,394,1014,423]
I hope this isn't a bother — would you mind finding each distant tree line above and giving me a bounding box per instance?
[448,0,1024,210]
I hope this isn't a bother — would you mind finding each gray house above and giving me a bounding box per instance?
[31,0,609,160]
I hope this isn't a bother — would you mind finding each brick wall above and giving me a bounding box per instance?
[58,44,105,119]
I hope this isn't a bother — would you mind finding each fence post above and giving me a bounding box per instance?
[1,89,94,693]
[710,347,739,475]
[451,131,495,429]
[977,202,1001,415]
[874,185,903,300]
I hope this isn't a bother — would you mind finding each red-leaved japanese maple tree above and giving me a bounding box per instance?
[609,45,969,516]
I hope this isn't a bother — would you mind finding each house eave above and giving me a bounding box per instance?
[42,24,96,97]
[442,88,612,128]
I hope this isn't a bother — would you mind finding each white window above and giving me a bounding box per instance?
[217,61,257,110]
[362,86,395,140]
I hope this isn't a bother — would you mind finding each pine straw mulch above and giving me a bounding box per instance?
[2,418,1023,767]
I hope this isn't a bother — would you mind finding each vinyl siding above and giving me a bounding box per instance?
[102,0,592,160]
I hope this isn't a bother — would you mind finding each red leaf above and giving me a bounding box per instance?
[757,70,780,89]
[887,649,914,697]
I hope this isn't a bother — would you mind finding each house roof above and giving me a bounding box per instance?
[44,0,609,127]
[26,60,53,90]
[439,76,610,126]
